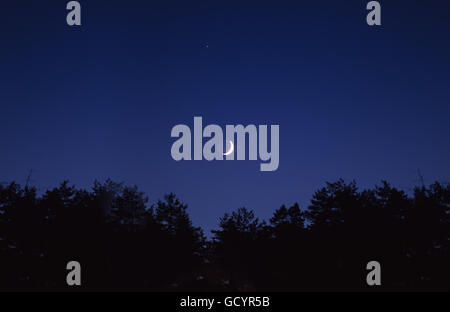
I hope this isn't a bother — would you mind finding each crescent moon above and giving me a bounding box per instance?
[223,140,234,156]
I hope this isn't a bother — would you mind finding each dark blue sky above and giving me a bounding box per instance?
[1,0,449,234]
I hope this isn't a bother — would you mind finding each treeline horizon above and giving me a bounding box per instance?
[0,178,449,291]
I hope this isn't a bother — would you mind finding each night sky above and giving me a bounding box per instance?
[1,0,449,234]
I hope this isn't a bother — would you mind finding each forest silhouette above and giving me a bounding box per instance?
[0,179,448,291]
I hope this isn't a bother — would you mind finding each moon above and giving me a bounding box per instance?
[223,140,234,156]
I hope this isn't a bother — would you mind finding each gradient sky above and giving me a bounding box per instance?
[1,0,449,234]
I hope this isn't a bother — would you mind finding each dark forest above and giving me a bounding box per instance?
[0,179,449,291]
